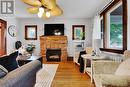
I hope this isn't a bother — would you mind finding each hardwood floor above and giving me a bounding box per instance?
[44,60,95,87]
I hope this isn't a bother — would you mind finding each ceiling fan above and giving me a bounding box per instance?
[22,0,63,18]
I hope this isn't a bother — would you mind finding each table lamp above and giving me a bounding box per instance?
[94,39,102,56]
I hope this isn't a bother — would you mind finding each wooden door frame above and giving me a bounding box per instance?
[0,19,7,56]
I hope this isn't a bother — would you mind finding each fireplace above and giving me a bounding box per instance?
[40,36,67,61]
[46,48,61,61]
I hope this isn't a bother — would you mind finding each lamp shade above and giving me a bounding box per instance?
[94,39,102,49]
[93,39,102,55]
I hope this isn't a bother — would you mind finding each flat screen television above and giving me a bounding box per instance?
[44,24,64,36]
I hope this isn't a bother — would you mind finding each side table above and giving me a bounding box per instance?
[81,54,106,83]
[17,55,43,67]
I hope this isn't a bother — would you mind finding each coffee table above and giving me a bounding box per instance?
[17,55,42,67]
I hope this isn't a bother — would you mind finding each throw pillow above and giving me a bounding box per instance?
[0,51,18,72]
[115,58,130,75]
[8,51,19,71]
[0,65,8,78]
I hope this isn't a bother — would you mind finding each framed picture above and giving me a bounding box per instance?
[25,25,37,40]
[72,25,85,40]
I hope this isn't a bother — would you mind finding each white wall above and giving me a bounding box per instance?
[0,17,17,54]
[17,18,93,56]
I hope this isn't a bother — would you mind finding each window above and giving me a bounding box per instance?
[107,3,123,49]
[100,0,127,54]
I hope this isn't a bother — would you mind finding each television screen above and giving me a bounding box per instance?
[44,24,64,36]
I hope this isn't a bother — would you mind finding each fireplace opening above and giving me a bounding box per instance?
[46,48,61,61]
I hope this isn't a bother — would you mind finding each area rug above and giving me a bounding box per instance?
[35,64,59,87]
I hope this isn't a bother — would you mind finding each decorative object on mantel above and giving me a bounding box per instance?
[22,0,63,19]
[72,25,85,40]
[26,44,35,55]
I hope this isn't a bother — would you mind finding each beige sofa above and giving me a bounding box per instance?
[92,60,130,87]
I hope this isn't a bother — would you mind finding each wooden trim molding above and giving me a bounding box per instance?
[100,48,124,54]
[122,0,127,50]
[0,19,7,56]
[100,0,122,16]
[0,19,7,29]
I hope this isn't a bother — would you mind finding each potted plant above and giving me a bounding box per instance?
[26,44,35,55]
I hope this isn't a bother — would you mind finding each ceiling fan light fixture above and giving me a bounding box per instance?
[37,11,43,18]
[39,7,44,13]
[22,0,63,19]
[46,11,51,18]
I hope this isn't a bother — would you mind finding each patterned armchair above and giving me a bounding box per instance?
[92,50,130,87]
[123,50,130,60]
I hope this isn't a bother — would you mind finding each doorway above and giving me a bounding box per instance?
[0,19,7,56]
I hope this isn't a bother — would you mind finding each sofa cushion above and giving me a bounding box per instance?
[8,51,19,70]
[0,51,18,72]
[115,58,130,75]
[94,74,128,87]
[101,74,128,86]
[0,65,8,78]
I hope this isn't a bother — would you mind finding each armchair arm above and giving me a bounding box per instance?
[101,74,129,87]
[92,61,121,74]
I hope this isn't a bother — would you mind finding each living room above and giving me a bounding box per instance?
[0,0,130,87]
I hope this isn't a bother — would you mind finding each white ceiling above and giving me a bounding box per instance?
[15,0,110,19]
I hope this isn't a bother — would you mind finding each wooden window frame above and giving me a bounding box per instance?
[100,0,127,54]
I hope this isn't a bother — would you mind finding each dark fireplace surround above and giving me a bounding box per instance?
[46,48,61,61]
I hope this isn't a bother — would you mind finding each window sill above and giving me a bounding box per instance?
[100,48,125,54]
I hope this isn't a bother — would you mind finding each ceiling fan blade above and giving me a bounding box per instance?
[41,0,56,9]
[27,7,39,14]
[50,5,63,16]
[47,0,56,9]
[22,0,42,6]
[40,0,46,6]
[39,0,63,17]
